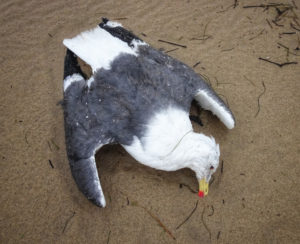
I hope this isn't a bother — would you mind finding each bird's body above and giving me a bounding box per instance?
[63,19,235,207]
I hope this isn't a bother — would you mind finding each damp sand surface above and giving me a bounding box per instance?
[1,0,300,243]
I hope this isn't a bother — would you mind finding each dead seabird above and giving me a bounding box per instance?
[62,18,235,207]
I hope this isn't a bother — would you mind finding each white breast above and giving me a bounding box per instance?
[122,106,192,171]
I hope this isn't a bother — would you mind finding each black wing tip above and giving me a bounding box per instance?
[99,17,109,27]
[98,18,142,47]
[63,49,86,79]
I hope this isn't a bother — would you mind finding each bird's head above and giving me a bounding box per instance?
[178,133,220,197]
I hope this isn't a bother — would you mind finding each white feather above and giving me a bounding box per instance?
[63,74,83,92]
[105,20,123,28]
[63,26,147,72]
[87,76,94,88]
[89,156,106,207]
[195,90,235,129]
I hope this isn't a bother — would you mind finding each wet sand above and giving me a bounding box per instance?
[1,0,300,243]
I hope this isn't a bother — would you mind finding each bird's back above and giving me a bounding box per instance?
[86,46,196,142]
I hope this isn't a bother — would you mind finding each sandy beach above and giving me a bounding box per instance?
[1,0,299,243]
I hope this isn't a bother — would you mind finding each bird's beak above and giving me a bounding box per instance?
[198,179,209,197]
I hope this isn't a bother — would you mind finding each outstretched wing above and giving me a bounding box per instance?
[62,19,147,207]
[193,79,235,129]
[63,49,112,207]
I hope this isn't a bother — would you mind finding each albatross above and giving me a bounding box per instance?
[62,18,235,207]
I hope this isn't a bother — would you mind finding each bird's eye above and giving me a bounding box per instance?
[210,166,214,170]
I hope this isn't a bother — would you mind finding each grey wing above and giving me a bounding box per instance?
[192,76,235,129]
[150,48,236,129]
[136,45,235,129]
[63,49,111,207]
